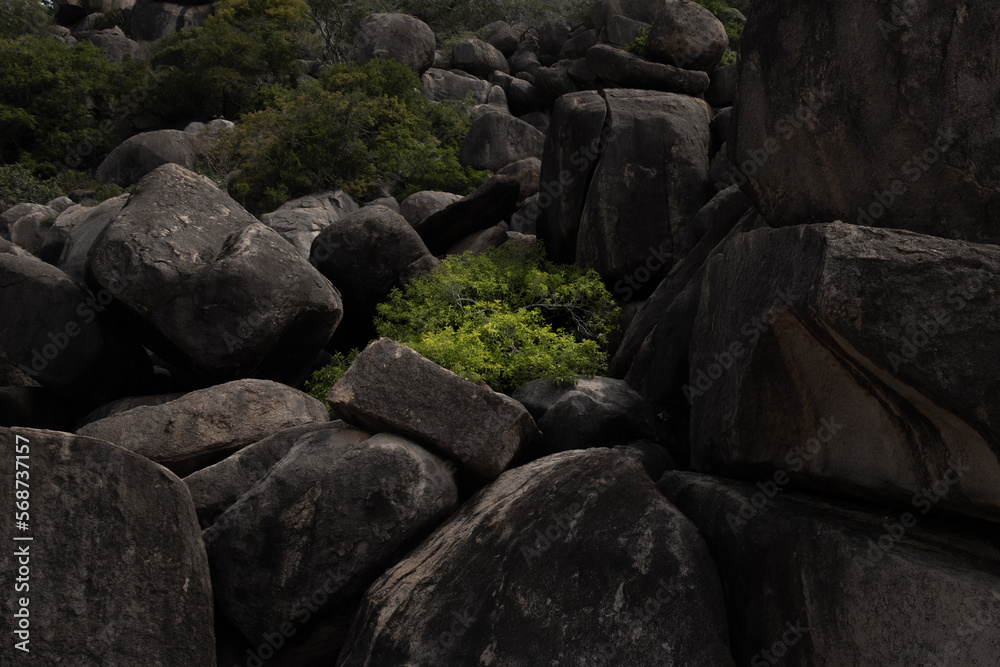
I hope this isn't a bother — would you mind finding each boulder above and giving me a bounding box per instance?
[451,38,509,78]
[87,164,343,385]
[690,222,1000,522]
[445,223,509,256]
[338,449,734,666]
[130,0,213,42]
[0,427,214,665]
[40,194,128,284]
[481,20,520,57]
[54,0,135,25]
[260,189,360,258]
[399,190,463,228]
[328,338,540,479]
[559,29,599,59]
[489,71,541,116]
[0,248,149,407]
[606,14,650,46]
[509,46,542,75]
[1,203,58,256]
[206,430,458,653]
[420,67,492,104]
[661,471,1000,666]
[75,26,138,63]
[77,391,185,427]
[705,62,737,107]
[496,156,541,202]
[185,421,371,527]
[309,205,438,347]
[77,378,328,476]
[646,0,729,71]
[96,129,197,187]
[733,0,1000,242]
[355,13,436,74]
[414,174,522,254]
[586,44,711,95]
[459,111,545,172]
[575,89,713,290]
[533,65,578,106]
[537,17,572,58]
[44,196,75,213]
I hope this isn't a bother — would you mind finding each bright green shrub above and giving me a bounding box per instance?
[372,243,621,393]
[304,349,359,406]
[625,27,648,57]
[212,59,489,211]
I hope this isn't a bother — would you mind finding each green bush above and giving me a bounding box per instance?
[0,164,62,204]
[150,0,317,121]
[693,0,742,63]
[373,242,621,393]
[625,27,648,57]
[0,0,51,38]
[212,59,489,211]
[0,35,152,177]
[304,349,359,406]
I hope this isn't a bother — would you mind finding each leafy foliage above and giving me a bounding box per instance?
[304,349,359,407]
[692,0,742,64]
[150,0,318,121]
[372,242,621,393]
[625,27,648,57]
[211,59,489,211]
[0,164,62,204]
[0,35,152,177]
[0,0,51,38]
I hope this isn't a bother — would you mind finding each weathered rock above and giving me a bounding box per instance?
[519,110,550,135]
[586,43,710,95]
[559,28,599,59]
[399,190,463,228]
[0,248,149,407]
[733,0,1000,242]
[338,449,734,666]
[459,111,545,172]
[557,57,598,89]
[44,196,75,213]
[496,156,541,202]
[489,70,541,116]
[260,190,360,258]
[1,203,58,256]
[40,194,128,284]
[537,17,572,58]
[365,196,400,213]
[533,65,578,106]
[130,0,213,41]
[185,421,370,527]
[606,14,650,46]
[75,26,138,63]
[660,471,1000,666]
[690,222,1000,522]
[445,223,509,256]
[420,67,492,104]
[77,378,327,476]
[705,62,737,106]
[77,391,185,427]
[414,174,522,254]
[0,427,215,665]
[355,13,436,74]
[451,38,509,78]
[88,164,343,385]
[646,0,729,71]
[576,89,713,289]
[509,46,541,75]
[96,129,197,187]
[310,205,438,346]
[328,338,540,478]
[482,20,520,57]
[206,430,458,652]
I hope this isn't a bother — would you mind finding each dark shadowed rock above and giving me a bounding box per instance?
[88,164,343,385]
[206,430,458,653]
[606,14,650,46]
[260,190,359,258]
[660,471,1000,666]
[131,0,213,41]
[509,46,541,75]
[337,449,734,666]
[185,421,371,527]
[399,191,464,228]
[444,223,509,256]
[537,17,572,58]
[482,20,520,57]
[40,194,128,284]
[559,29,599,59]
[0,387,76,431]
[414,174,522,255]
[1,203,58,256]
[496,156,541,202]
[451,38,509,78]
[646,0,728,71]
[690,222,1000,522]
[0,427,215,665]
[355,13,436,74]
[705,62,737,107]
[459,111,546,172]
[328,338,540,478]
[77,391,186,427]
[586,44,710,95]
[533,65,578,106]
[733,0,1000,242]
[0,248,149,408]
[489,70,541,116]
[77,378,328,476]
[96,129,197,187]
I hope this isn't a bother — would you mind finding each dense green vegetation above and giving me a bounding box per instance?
[306,243,621,403]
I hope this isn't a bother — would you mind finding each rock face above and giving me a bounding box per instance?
[355,13,436,74]
[77,378,328,476]
[96,129,197,187]
[733,0,1000,242]
[41,194,129,284]
[689,222,1000,522]
[575,89,713,290]
[459,111,546,172]
[399,191,464,228]
[75,26,138,63]
[0,248,149,407]
[260,190,359,258]
[586,43,710,95]
[206,430,458,649]
[184,421,370,527]
[420,68,492,104]
[87,164,343,385]
[414,174,522,254]
[646,0,729,71]
[0,427,215,665]
[337,449,734,666]
[1,203,58,256]
[661,471,1000,666]
[451,38,510,78]
[328,338,540,479]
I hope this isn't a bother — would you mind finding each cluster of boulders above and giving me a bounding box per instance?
[5,0,1000,665]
